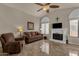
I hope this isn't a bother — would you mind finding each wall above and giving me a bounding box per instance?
[47,8,79,45]
[0,4,40,46]
[0,4,40,34]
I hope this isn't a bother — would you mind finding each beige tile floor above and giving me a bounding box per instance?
[0,40,79,56]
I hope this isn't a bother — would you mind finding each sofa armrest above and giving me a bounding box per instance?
[23,35,29,39]
[41,34,43,36]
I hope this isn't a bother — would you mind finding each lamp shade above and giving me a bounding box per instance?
[17,26,24,32]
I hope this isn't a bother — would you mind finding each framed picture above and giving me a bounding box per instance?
[27,22,34,30]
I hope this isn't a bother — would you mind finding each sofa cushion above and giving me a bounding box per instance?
[24,32,31,37]
[32,32,36,36]
[28,33,32,37]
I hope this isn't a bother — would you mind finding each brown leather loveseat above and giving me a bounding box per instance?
[23,32,43,44]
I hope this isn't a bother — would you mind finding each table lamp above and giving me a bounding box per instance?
[17,26,24,37]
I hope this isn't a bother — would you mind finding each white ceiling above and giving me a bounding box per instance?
[3,3,79,17]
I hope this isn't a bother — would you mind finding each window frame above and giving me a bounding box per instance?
[40,16,49,34]
[70,19,79,37]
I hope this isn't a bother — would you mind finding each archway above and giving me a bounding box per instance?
[69,8,79,45]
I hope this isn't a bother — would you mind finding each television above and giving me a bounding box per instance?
[52,23,62,28]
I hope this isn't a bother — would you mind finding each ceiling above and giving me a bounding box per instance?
[3,3,79,17]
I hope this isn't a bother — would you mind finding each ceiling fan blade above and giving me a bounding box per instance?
[37,8,43,12]
[45,3,50,5]
[46,10,49,13]
[35,3,43,6]
[50,5,59,8]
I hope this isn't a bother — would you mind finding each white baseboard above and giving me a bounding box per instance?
[68,42,79,46]
[49,39,66,44]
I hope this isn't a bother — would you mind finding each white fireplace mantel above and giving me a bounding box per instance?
[50,28,67,44]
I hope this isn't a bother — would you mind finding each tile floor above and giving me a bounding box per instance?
[0,40,79,56]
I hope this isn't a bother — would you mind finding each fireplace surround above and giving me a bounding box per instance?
[50,29,67,44]
[53,33,63,41]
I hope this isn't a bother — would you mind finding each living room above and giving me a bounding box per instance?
[0,3,79,56]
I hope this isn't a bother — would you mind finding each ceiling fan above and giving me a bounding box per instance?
[35,3,59,13]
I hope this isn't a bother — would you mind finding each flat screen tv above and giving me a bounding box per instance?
[53,23,62,28]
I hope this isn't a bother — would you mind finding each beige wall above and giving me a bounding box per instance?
[0,4,40,34]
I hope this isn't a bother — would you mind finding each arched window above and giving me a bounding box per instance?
[40,16,49,34]
[69,9,79,37]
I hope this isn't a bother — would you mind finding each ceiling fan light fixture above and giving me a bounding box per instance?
[43,8,47,11]
[42,5,49,11]
[35,3,59,13]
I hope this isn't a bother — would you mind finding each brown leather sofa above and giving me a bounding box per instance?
[0,33,22,54]
[23,32,43,44]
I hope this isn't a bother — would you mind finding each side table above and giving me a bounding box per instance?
[15,36,25,47]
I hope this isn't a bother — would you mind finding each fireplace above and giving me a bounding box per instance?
[50,29,67,44]
[53,33,63,41]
